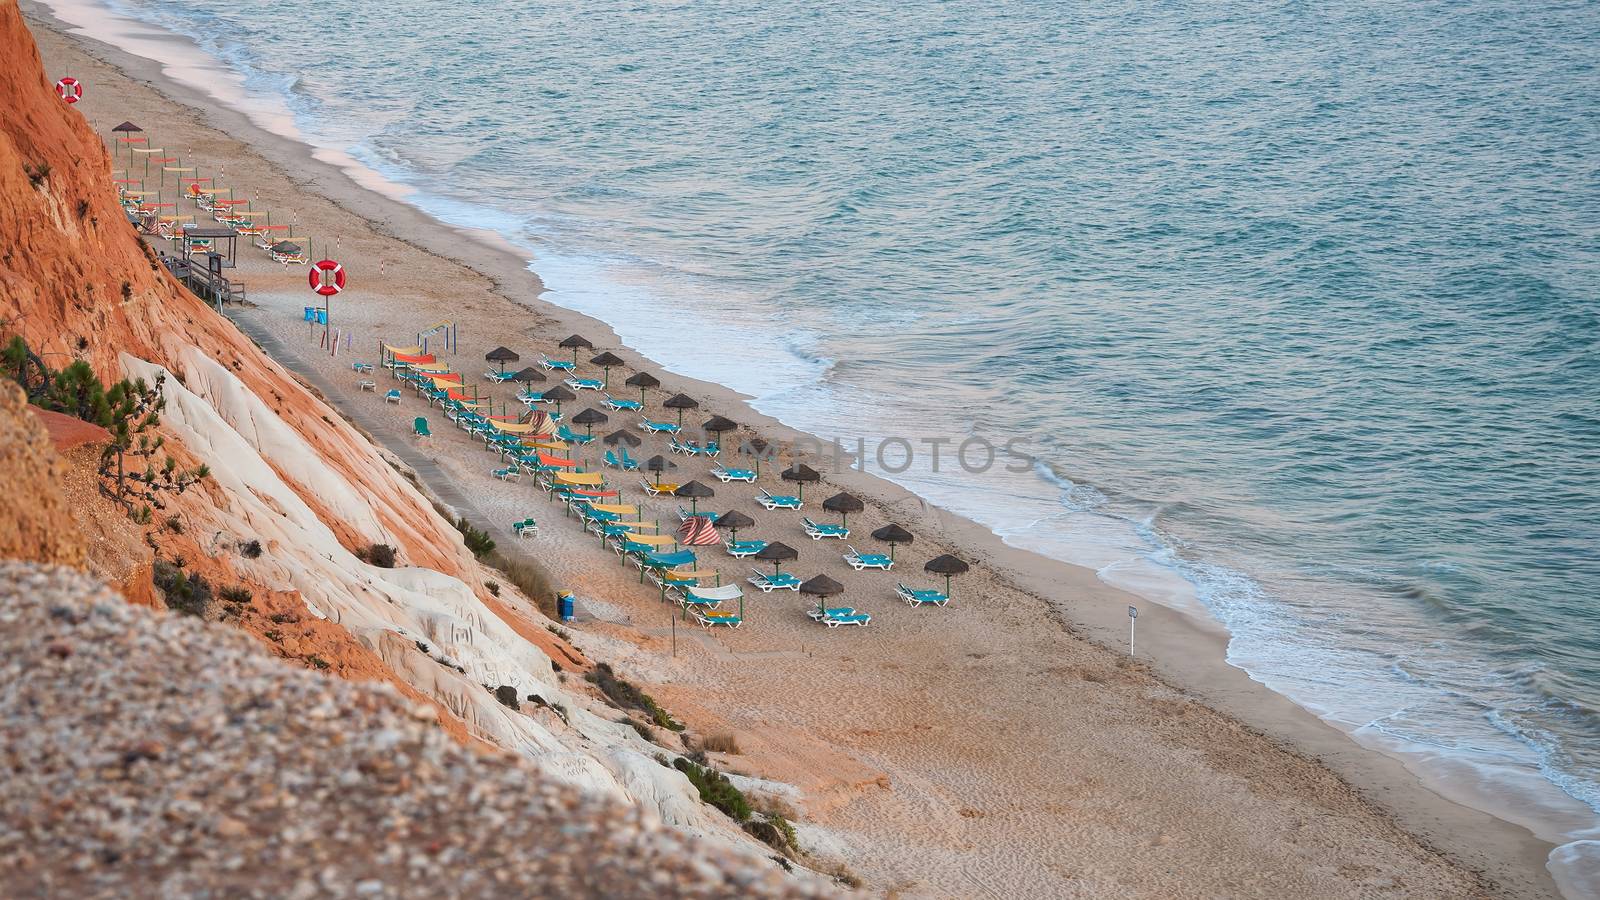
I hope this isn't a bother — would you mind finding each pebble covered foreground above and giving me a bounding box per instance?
[0,563,822,899]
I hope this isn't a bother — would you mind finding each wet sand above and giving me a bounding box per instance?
[21,3,1564,896]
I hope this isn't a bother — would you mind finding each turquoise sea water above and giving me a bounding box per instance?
[64,0,1600,888]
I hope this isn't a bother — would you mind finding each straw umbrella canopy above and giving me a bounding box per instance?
[570,406,609,436]
[872,523,914,561]
[701,415,738,435]
[559,334,594,365]
[800,574,845,618]
[590,351,625,386]
[510,366,546,384]
[625,371,660,406]
[111,121,142,163]
[485,346,520,373]
[603,428,642,447]
[924,554,971,598]
[755,541,798,574]
[541,384,576,417]
[674,480,715,516]
[663,393,699,427]
[644,454,677,485]
[780,463,821,500]
[739,437,771,477]
[714,509,755,542]
[821,492,864,527]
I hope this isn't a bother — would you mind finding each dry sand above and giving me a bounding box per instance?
[22,4,1565,897]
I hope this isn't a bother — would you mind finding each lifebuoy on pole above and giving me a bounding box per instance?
[55,77,83,104]
[308,259,345,296]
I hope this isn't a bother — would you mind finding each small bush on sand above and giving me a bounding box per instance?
[587,663,683,732]
[701,731,740,754]
[219,585,252,605]
[454,516,496,558]
[494,685,521,710]
[673,757,751,822]
[363,543,397,568]
[153,560,212,617]
[485,580,500,597]
[744,816,800,855]
[240,539,263,559]
[484,551,558,615]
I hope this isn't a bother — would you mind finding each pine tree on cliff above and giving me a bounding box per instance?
[2,336,208,520]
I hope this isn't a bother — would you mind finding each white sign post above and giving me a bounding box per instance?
[1128,605,1138,657]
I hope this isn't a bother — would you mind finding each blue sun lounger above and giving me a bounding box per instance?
[747,570,801,592]
[620,447,640,470]
[756,489,801,510]
[807,606,857,621]
[603,394,642,411]
[896,583,949,606]
[565,377,604,391]
[844,545,893,570]
[802,517,849,540]
[725,539,767,558]
[556,425,595,445]
[691,609,742,629]
[604,449,639,470]
[540,356,577,371]
[821,611,870,627]
[638,419,681,435]
[710,464,756,483]
[677,506,718,521]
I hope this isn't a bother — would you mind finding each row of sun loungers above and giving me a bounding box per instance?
[382,344,953,630]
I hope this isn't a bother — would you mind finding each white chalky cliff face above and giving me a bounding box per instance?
[120,348,735,838]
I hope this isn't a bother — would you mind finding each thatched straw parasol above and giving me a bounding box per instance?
[570,407,609,436]
[485,346,520,372]
[821,492,864,527]
[713,509,755,543]
[589,351,625,386]
[754,541,797,573]
[644,454,677,485]
[800,574,845,619]
[924,554,971,598]
[625,371,660,406]
[662,393,699,427]
[780,463,820,500]
[541,384,575,417]
[871,523,914,561]
[558,334,594,365]
[603,429,642,447]
[673,480,715,516]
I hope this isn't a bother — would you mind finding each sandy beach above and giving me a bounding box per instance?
[21,3,1570,896]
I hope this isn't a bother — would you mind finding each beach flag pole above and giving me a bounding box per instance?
[1128,605,1138,658]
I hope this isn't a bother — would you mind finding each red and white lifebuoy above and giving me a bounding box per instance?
[55,77,83,104]
[308,259,345,296]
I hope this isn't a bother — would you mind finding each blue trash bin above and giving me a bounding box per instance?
[558,592,575,622]
[303,306,315,321]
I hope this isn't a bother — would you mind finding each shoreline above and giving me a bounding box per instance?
[22,2,1574,896]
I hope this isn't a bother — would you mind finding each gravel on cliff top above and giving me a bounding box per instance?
[0,562,822,899]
